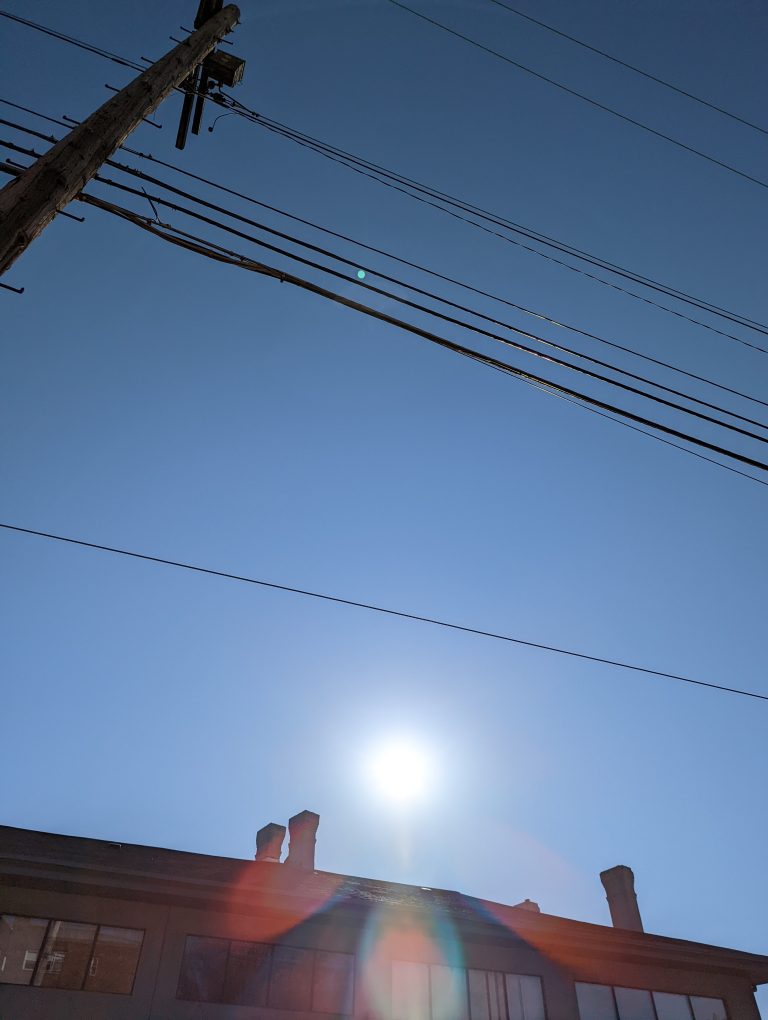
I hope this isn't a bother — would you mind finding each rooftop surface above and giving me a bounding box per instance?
[3,823,768,985]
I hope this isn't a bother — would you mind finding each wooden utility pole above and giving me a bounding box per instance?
[0,4,240,276]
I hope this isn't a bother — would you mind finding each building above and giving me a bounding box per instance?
[1,812,766,1020]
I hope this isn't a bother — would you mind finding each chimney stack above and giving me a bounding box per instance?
[255,822,285,863]
[600,865,643,932]
[285,810,319,870]
[512,899,541,913]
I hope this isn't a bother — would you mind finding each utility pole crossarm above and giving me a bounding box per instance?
[0,3,240,276]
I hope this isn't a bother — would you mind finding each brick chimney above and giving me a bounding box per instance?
[285,810,319,870]
[600,865,643,932]
[512,899,541,913]
[255,822,285,863]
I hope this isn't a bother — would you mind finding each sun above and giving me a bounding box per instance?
[368,739,433,804]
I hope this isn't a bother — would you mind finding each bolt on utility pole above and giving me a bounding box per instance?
[0,3,241,277]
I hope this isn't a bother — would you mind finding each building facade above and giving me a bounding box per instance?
[1,812,766,1020]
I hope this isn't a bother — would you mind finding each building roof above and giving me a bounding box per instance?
[2,824,768,986]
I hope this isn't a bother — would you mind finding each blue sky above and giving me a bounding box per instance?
[1,0,767,1012]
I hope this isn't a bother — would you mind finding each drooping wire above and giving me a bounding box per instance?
[2,10,767,346]
[2,521,766,702]
[386,0,768,193]
[226,100,768,353]
[6,122,768,446]
[4,97,768,412]
[8,136,752,443]
[487,0,768,138]
[78,162,768,444]
[2,155,765,487]
[60,184,768,476]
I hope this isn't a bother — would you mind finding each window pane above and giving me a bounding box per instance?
[431,964,468,1020]
[34,920,96,990]
[83,926,143,995]
[269,945,313,1011]
[469,970,491,1020]
[224,940,271,1007]
[615,988,655,1020]
[690,998,726,1020]
[176,936,228,1002]
[488,972,506,1020]
[0,915,49,986]
[506,974,524,1020]
[576,982,618,1020]
[313,950,354,1014]
[519,975,546,1020]
[393,961,430,1020]
[653,993,693,1020]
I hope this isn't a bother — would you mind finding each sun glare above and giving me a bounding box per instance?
[369,739,433,804]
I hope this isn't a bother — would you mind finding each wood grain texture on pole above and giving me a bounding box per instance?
[0,4,240,276]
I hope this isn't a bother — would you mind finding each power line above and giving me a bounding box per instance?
[79,163,768,444]
[4,151,767,481]
[229,102,768,353]
[387,0,768,193]
[3,155,764,488]
[2,12,767,346]
[5,100,767,413]
[1,125,742,436]
[3,135,752,445]
[487,0,768,138]
[0,9,144,72]
[14,129,768,442]
[2,521,766,703]
[58,184,768,476]
[524,377,768,490]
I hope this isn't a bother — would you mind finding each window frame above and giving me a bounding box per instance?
[575,981,729,1020]
[393,960,548,1020]
[0,913,145,996]
[176,932,356,1015]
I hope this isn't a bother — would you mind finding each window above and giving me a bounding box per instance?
[393,962,545,1020]
[615,988,655,1020]
[313,950,355,1015]
[0,915,49,986]
[690,999,727,1020]
[0,914,143,995]
[576,984,726,1020]
[177,935,355,1014]
[224,939,271,1007]
[653,994,693,1020]
[269,945,314,1011]
[84,926,145,994]
[576,984,617,1020]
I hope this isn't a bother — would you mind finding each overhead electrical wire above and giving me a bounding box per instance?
[3,157,767,488]
[0,9,145,72]
[386,0,768,193]
[83,176,768,442]
[5,100,768,413]
[4,154,768,483]
[226,101,768,352]
[1,14,767,348]
[4,127,767,441]
[5,135,765,446]
[31,178,768,477]
[2,521,766,703]
[487,0,768,138]
[86,169,768,445]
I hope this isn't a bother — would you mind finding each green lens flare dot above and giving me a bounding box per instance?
[357,270,366,280]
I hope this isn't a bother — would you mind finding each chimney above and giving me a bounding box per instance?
[285,810,319,870]
[512,899,541,913]
[600,865,643,932]
[255,822,285,862]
